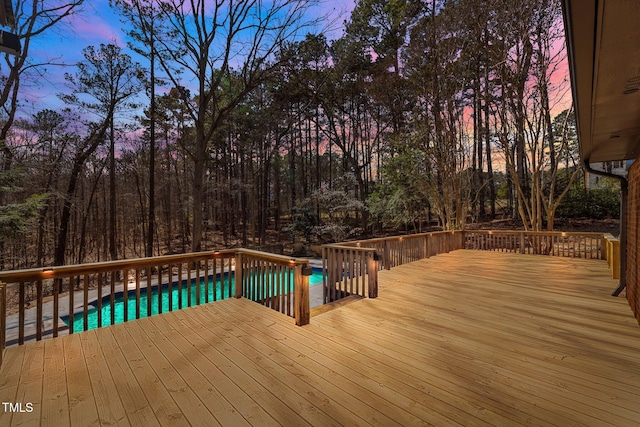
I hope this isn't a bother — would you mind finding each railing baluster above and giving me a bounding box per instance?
[212,257,218,302]
[204,259,209,304]
[123,269,128,323]
[18,281,25,345]
[97,273,103,328]
[53,278,60,337]
[109,272,115,326]
[169,264,174,311]
[178,263,183,309]
[349,249,354,296]
[187,265,192,307]
[195,260,200,306]
[36,280,43,341]
[135,268,141,319]
[68,276,74,335]
[147,265,152,317]
[158,266,163,314]
[83,274,89,331]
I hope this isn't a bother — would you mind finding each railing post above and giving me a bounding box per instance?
[383,240,391,270]
[294,264,310,326]
[234,252,243,298]
[520,232,525,254]
[423,234,429,259]
[322,246,327,305]
[612,240,620,280]
[0,282,5,369]
[367,253,378,298]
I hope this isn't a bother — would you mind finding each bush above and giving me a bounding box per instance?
[556,185,620,219]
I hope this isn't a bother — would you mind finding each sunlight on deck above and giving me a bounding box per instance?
[1,250,639,426]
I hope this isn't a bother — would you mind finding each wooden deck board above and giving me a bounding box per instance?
[41,338,70,427]
[1,250,639,426]
[12,340,44,427]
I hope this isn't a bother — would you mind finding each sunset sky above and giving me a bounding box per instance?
[20,0,355,115]
[19,0,572,122]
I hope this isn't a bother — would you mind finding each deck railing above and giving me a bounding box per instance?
[0,249,310,348]
[323,229,619,302]
[336,231,466,270]
[321,245,378,303]
[235,249,310,326]
[464,230,622,279]
[463,230,606,259]
[321,231,465,303]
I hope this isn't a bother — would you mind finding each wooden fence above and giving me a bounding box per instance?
[0,249,310,348]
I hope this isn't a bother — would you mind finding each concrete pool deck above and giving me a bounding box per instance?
[5,259,326,346]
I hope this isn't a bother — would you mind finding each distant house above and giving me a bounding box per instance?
[585,160,630,189]
[562,0,640,324]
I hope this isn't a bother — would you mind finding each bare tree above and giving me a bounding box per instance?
[56,43,143,265]
[111,0,166,257]
[494,0,575,232]
[0,0,85,173]
[154,0,317,252]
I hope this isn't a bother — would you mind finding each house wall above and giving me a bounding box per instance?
[626,160,640,325]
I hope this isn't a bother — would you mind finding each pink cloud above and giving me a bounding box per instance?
[65,13,124,47]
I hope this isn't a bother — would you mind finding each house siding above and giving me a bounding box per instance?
[627,160,640,325]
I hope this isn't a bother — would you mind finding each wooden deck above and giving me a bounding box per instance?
[1,250,639,426]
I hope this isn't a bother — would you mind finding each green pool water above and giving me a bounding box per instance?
[64,269,324,333]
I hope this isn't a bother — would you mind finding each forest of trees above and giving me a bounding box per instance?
[0,0,602,269]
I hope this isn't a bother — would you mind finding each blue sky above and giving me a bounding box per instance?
[20,0,355,116]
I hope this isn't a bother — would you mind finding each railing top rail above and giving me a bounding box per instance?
[321,244,378,252]
[237,248,310,266]
[465,230,606,237]
[336,230,464,246]
[0,250,233,283]
[0,248,309,284]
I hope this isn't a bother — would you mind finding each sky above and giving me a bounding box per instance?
[17,0,571,125]
[19,0,356,116]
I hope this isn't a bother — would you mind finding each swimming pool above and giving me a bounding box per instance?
[63,268,324,333]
